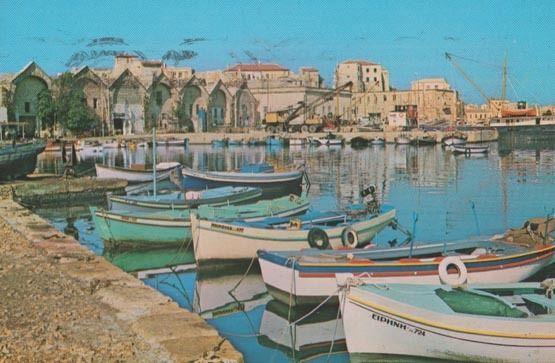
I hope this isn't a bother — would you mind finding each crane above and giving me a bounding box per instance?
[264,81,353,132]
[445,52,491,103]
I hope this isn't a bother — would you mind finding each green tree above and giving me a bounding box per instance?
[52,72,75,131]
[65,89,96,135]
[36,89,56,133]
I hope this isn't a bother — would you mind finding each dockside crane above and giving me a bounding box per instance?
[264,81,353,132]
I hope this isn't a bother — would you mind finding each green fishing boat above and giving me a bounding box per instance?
[91,193,311,248]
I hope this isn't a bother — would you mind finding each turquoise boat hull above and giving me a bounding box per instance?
[90,207,191,248]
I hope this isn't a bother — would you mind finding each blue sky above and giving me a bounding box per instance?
[1,0,553,104]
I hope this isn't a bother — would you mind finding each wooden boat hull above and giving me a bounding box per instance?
[90,207,191,247]
[109,186,262,213]
[258,243,554,306]
[343,283,555,361]
[95,162,181,183]
[182,167,303,197]
[0,141,45,180]
[190,208,396,263]
[452,145,489,154]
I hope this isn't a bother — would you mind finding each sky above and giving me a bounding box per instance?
[1,0,553,104]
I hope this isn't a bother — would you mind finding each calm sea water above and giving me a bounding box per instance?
[34,137,555,362]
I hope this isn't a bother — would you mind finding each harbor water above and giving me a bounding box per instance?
[34,137,555,362]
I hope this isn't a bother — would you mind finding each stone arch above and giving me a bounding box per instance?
[180,82,209,132]
[234,88,259,128]
[208,89,226,127]
[12,75,49,135]
[110,70,146,135]
[148,82,173,130]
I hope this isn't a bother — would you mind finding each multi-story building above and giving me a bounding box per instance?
[335,60,390,93]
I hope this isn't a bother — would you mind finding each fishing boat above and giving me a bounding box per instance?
[78,140,102,155]
[211,138,227,147]
[266,135,284,146]
[310,133,343,146]
[247,138,266,146]
[95,162,181,183]
[90,206,193,247]
[451,144,489,154]
[95,191,299,247]
[197,193,310,222]
[108,186,263,213]
[342,280,555,361]
[442,134,467,146]
[181,167,304,196]
[0,140,46,180]
[165,137,186,147]
[258,240,555,306]
[190,205,396,264]
[258,299,347,360]
[101,140,120,149]
[394,135,411,145]
[227,138,243,146]
[350,137,369,148]
[411,135,436,145]
[370,137,385,145]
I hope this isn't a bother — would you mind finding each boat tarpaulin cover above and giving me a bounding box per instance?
[435,288,527,318]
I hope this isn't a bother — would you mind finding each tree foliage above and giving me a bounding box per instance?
[36,89,56,131]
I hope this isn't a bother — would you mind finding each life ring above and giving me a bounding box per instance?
[341,227,359,249]
[289,194,299,203]
[308,227,330,250]
[438,257,468,287]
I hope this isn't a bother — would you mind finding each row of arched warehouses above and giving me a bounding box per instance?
[1,61,260,135]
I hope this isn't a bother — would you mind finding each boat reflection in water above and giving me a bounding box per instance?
[193,268,270,320]
[258,299,348,362]
[103,246,195,274]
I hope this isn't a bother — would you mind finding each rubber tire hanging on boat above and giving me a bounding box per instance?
[341,227,359,249]
[438,256,468,287]
[308,227,330,249]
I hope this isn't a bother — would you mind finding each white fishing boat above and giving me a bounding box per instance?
[258,241,554,306]
[394,135,410,145]
[95,161,181,182]
[342,280,555,362]
[288,137,306,145]
[311,134,343,146]
[451,144,489,154]
[442,134,467,146]
[370,137,385,145]
[165,138,186,146]
[101,140,120,149]
[190,206,396,263]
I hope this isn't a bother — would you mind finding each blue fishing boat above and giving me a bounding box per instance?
[266,135,284,146]
[227,139,243,146]
[182,166,304,197]
[211,138,228,147]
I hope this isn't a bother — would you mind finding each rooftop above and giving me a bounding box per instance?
[341,59,378,66]
[225,63,289,72]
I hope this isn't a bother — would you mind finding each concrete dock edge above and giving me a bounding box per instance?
[0,198,243,363]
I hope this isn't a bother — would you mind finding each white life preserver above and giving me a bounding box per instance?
[341,227,359,249]
[438,256,468,287]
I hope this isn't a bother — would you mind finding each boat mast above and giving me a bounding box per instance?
[153,126,157,198]
[501,52,508,101]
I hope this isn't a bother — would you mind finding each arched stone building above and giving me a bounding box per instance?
[207,80,232,130]
[109,69,146,134]
[147,74,175,131]
[73,66,109,131]
[231,84,259,128]
[179,76,209,132]
[10,62,51,135]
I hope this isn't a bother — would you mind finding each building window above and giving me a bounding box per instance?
[366,68,369,73]
[220,108,224,119]
[374,68,377,73]
[24,102,30,113]
[383,95,387,101]
[366,77,369,82]
[263,106,268,114]
[93,98,98,109]
[374,77,377,82]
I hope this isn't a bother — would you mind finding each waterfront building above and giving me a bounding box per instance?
[335,60,390,93]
